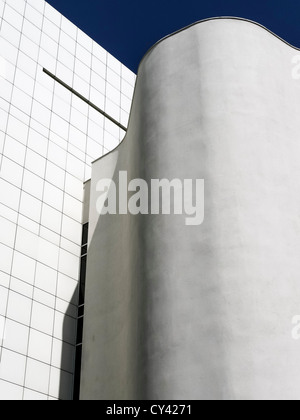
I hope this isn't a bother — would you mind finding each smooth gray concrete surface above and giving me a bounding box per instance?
[80,18,300,400]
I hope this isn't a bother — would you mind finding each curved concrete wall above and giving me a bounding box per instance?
[80,18,300,400]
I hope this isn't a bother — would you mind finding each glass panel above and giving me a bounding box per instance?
[31,301,54,335]
[55,298,77,318]
[0,20,21,47]
[104,129,119,151]
[15,227,39,260]
[22,169,44,200]
[0,272,10,288]
[23,389,47,400]
[71,94,89,115]
[24,3,43,28]
[17,51,37,78]
[35,262,57,295]
[22,19,41,43]
[121,78,135,99]
[91,71,106,93]
[52,95,71,121]
[89,87,105,109]
[28,329,52,364]
[61,215,82,244]
[91,57,106,79]
[88,118,103,142]
[11,251,36,285]
[31,100,51,127]
[30,117,50,138]
[0,242,13,273]
[105,99,120,122]
[18,215,39,235]
[86,138,103,159]
[107,68,121,90]
[0,216,16,248]
[19,34,39,61]
[3,318,29,355]
[49,366,73,400]
[43,182,64,212]
[40,33,58,59]
[27,128,48,157]
[121,64,136,87]
[27,0,45,13]
[43,17,60,42]
[9,104,30,125]
[58,248,80,280]
[19,191,42,223]
[41,203,62,234]
[51,338,74,373]
[44,2,61,26]
[3,4,23,31]
[0,178,21,211]
[25,358,50,395]
[33,288,55,307]
[38,48,56,74]
[88,107,105,126]
[47,141,67,170]
[61,15,77,39]
[0,380,23,400]
[45,161,65,190]
[0,37,18,66]
[121,94,132,113]
[73,74,90,99]
[10,277,33,298]
[33,82,53,109]
[60,237,81,257]
[11,87,33,117]
[0,349,26,385]
[6,114,29,145]
[48,367,60,399]
[56,62,73,86]
[105,117,120,138]
[6,290,32,325]
[76,44,91,66]
[66,153,85,180]
[39,226,60,247]
[50,113,69,140]
[0,285,8,316]
[37,236,59,269]
[64,173,83,201]
[121,110,130,127]
[56,272,78,303]
[25,148,46,178]
[59,31,76,56]
[69,125,86,152]
[74,59,90,83]
[6,0,26,15]
[77,28,92,51]
[92,42,107,64]
[53,310,76,345]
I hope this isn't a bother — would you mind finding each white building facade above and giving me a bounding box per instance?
[0,0,135,400]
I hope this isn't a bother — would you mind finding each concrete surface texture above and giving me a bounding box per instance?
[80,18,300,400]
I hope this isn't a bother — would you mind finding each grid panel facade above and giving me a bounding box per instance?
[0,0,135,400]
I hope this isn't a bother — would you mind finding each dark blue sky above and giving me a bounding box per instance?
[46,0,300,73]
